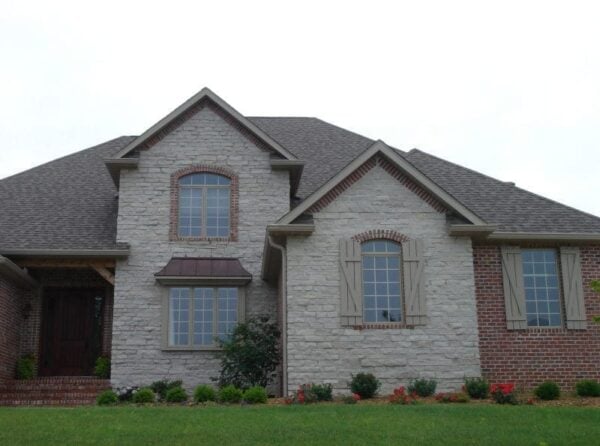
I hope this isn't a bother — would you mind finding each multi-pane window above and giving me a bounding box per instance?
[178,173,230,238]
[522,249,561,327]
[361,240,402,323]
[168,287,239,347]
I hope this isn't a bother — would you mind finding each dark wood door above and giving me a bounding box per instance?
[40,288,104,376]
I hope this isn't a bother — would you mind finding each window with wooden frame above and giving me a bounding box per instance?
[165,286,245,350]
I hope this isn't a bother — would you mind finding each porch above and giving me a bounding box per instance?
[0,256,115,390]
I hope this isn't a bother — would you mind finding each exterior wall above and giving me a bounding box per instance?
[113,105,289,390]
[286,165,481,395]
[0,276,26,380]
[474,245,600,390]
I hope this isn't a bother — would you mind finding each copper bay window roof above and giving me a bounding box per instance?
[154,257,252,285]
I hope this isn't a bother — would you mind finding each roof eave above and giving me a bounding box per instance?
[0,248,131,259]
[104,158,139,187]
[485,232,600,243]
[448,224,497,237]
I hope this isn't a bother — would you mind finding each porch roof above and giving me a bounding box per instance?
[154,257,252,285]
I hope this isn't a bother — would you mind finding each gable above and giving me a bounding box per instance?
[114,88,297,161]
[307,156,448,215]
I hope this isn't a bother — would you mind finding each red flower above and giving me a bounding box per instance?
[352,393,361,401]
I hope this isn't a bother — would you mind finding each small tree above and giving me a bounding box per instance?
[215,316,280,389]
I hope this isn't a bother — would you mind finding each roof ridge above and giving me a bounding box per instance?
[0,135,136,183]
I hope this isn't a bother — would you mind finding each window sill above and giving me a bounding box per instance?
[162,346,222,352]
[350,323,415,330]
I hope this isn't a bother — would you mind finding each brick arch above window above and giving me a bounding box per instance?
[169,165,239,241]
[351,229,410,244]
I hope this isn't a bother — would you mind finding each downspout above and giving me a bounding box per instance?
[268,236,288,396]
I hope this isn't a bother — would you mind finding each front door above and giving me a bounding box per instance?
[40,288,104,376]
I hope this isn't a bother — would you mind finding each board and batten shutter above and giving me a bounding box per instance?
[560,247,587,330]
[500,246,527,329]
[339,239,363,326]
[402,239,427,326]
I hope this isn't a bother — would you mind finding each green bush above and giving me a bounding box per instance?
[534,381,560,401]
[242,386,268,404]
[216,316,281,389]
[407,378,437,397]
[96,390,118,406]
[311,383,333,401]
[165,386,188,403]
[349,373,380,399]
[464,377,490,399]
[576,380,600,397]
[16,354,35,380]
[94,356,111,379]
[218,385,243,403]
[132,387,155,404]
[150,380,183,401]
[194,385,217,403]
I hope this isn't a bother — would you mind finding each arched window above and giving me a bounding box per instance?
[178,173,231,238]
[361,240,402,323]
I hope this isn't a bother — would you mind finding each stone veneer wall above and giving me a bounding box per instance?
[285,164,481,395]
[0,276,26,380]
[113,105,289,390]
[474,245,600,390]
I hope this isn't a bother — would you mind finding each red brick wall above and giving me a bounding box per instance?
[0,276,25,381]
[474,245,600,390]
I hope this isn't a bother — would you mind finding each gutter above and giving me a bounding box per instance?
[0,248,131,258]
[0,256,38,288]
[267,236,288,397]
[486,232,600,243]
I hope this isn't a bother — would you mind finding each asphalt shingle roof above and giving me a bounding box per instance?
[1,116,599,252]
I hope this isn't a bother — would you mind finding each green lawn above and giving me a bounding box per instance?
[1,404,599,445]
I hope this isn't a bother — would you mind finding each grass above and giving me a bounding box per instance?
[1,404,599,445]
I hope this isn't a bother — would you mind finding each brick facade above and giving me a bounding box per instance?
[0,276,26,380]
[474,245,600,390]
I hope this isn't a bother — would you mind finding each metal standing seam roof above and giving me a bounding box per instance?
[155,257,252,280]
[1,116,600,253]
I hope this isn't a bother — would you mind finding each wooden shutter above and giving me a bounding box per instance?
[500,246,527,329]
[339,239,363,326]
[560,247,587,330]
[402,239,427,326]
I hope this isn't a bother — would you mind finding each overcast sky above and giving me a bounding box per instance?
[1,1,599,217]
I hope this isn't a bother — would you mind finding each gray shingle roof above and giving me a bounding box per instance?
[1,116,599,252]
[0,136,135,250]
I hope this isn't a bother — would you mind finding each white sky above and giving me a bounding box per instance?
[1,0,599,216]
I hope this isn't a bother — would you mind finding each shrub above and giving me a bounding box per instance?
[534,381,560,401]
[165,386,188,403]
[94,356,111,379]
[349,373,380,399]
[194,385,217,403]
[389,387,418,405]
[97,390,118,406]
[150,380,183,402]
[218,385,243,403]
[490,383,518,405]
[115,386,139,402]
[132,387,155,404]
[435,392,470,403]
[342,394,360,404]
[311,383,333,402]
[16,355,35,380]
[576,379,600,397]
[407,378,437,397]
[242,386,268,404]
[215,316,280,389]
[292,384,318,404]
[464,377,489,399]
